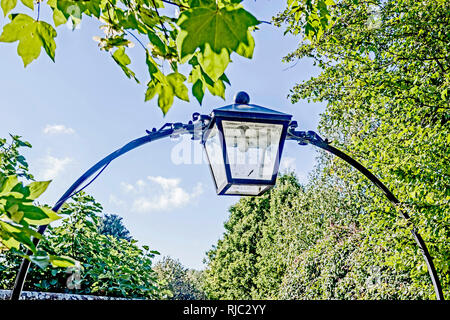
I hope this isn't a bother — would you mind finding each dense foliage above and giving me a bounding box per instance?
[154,256,206,300]
[1,0,448,301]
[0,135,74,271]
[99,213,132,241]
[205,170,448,299]
[204,0,449,300]
[0,135,33,181]
[1,191,163,298]
[0,0,262,114]
[280,0,449,298]
[0,136,163,298]
[204,192,270,299]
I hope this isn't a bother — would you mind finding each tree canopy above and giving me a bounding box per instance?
[204,0,449,300]
[0,0,448,300]
[99,213,132,241]
[0,0,263,114]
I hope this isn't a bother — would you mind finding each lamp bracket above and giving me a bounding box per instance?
[286,125,329,147]
[146,113,211,141]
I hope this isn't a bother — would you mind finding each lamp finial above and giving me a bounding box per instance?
[234,91,250,104]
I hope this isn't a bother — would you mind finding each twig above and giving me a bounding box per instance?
[104,0,147,53]
[125,30,147,51]
[36,1,41,22]
[151,0,170,40]
[161,0,188,9]
[283,58,301,71]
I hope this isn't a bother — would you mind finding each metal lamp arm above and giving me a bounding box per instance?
[10,122,194,300]
[287,129,444,300]
[10,112,211,300]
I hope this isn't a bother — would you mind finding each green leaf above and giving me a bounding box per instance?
[20,0,33,10]
[219,72,230,85]
[112,47,139,83]
[145,80,161,102]
[52,8,67,27]
[188,57,228,102]
[148,31,167,57]
[0,221,21,250]
[27,180,51,200]
[30,252,50,269]
[177,5,259,81]
[11,181,30,198]
[17,30,42,67]
[188,0,216,8]
[441,88,448,101]
[205,78,225,99]
[1,0,16,17]
[49,255,76,268]
[146,51,167,84]
[0,175,19,195]
[235,30,255,58]
[192,80,204,104]
[22,206,61,225]
[0,233,20,250]
[0,14,57,66]
[167,73,189,102]
[158,83,175,115]
[0,221,36,252]
[8,204,24,223]
[36,21,57,62]
[197,45,229,83]
[146,73,189,115]
[56,0,102,20]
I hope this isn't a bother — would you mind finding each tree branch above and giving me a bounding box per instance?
[151,0,170,40]
[161,0,188,9]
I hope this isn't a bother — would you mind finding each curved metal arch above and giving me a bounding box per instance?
[10,125,180,300]
[287,129,444,300]
[10,115,444,300]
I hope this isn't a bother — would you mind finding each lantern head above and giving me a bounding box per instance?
[202,92,292,196]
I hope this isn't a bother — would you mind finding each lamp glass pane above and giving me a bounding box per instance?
[204,124,227,189]
[222,120,283,181]
[224,184,271,195]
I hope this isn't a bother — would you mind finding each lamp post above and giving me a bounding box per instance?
[10,92,444,300]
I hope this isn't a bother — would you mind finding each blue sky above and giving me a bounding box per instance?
[0,1,325,269]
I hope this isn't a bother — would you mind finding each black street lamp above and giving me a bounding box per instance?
[10,92,444,300]
[203,91,291,195]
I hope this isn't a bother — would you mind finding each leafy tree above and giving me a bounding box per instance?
[0,134,34,181]
[0,135,75,273]
[154,256,206,300]
[204,169,445,300]
[276,0,449,299]
[203,190,270,299]
[204,0,448,300]
[0,0,261,114]
[274,0,337,41]
[99,213,132,242]
[1,191,163,298]
[0,137,161,298]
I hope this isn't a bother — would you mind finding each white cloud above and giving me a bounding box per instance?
[118,176,203,213]
[147,176,180,190]
[121,182,136,193]
[109,194,125,207]
[43,124,75,135]
[39,155,73,180]
[136,179,147,189]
